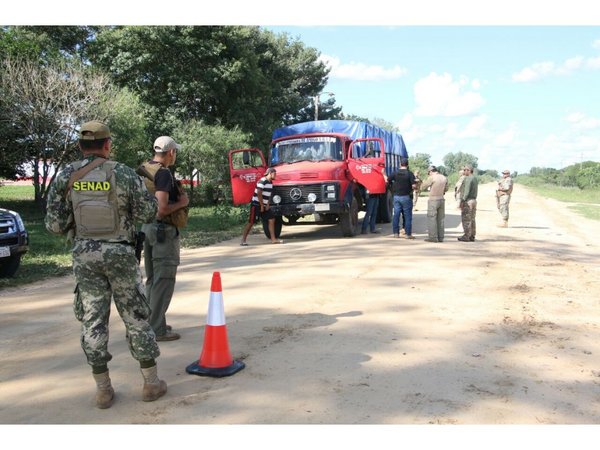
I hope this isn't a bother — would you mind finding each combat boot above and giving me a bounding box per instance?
[141,365,167,402]
[92,371,114,409]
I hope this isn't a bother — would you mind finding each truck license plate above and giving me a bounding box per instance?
[314,204,330,212]
[0,246,10,258]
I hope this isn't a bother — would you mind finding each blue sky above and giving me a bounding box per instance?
[265,26,600,173]
[11,1,600,174]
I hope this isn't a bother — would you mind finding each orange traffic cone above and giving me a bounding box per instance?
[186,272,245,377]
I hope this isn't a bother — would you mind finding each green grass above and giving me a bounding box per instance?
[569,204,600,221]
[523,183,600,204]
[516,181,600,222]
[0,184,249,289]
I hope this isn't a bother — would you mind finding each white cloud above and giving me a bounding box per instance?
[319,54,407,81]
[513,55,598,82]
[494,124,517,147]
[512,61,556,82]
[592,39,600,49]
[413,72,484,117]
[586,56,600,68]
[565,112,600,130]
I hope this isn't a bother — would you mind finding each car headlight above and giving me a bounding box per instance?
[307,193,317,203]
[10,210,25,231]
[272,195,282,204]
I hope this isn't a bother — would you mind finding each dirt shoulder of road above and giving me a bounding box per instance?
[1,182,599,430]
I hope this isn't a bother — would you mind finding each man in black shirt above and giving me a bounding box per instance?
[140,136,189,341]
[388,158,416,239]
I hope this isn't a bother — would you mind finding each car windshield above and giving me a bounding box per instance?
[270,136,342,165]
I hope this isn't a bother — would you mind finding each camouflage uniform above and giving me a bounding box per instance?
[496,175,513,221]
[459,171,478,240]
[454,174,465,208]
[45,155,159,368]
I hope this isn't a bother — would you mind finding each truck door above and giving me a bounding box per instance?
[347,138,387,194]
[228,148,267,205]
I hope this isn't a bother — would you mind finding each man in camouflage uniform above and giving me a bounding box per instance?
[45,121,167,409]
[458,164,478,242]
[496,169,513,227]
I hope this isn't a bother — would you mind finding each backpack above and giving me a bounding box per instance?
[69,159,129,240]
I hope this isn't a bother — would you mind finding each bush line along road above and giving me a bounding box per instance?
[1,183,599,424]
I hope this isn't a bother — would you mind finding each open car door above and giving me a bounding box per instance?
[347,138,387,194]
[228,148,267,205]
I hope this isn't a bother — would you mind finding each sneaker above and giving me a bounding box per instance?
[393,233,400,238]
[406,235,415,240]
[240,242,249,246]
[400,229,406,236]
[370,230,380,234]
[156,331,181,341]
[457,236,470,242]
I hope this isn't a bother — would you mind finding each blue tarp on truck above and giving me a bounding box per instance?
[272,120,408,159]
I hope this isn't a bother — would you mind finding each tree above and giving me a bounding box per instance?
[443,151,479,175]
[89,26,333,149]
[0,26,98,65]
[408,153,432,175]
[97,87,150,169]
[1,57,110,204]
[575,162,600,189]
[370,117,399,132]
[172,120,251,204]
[0,27,103,183]
[0,57,147,206]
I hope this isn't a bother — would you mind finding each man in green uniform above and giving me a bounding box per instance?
[45,121,167,409]
[458,164,478,242]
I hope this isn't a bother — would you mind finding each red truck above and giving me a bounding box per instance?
[229,120,408,238]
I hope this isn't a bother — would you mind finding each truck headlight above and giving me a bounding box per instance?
[272,195,282,204]
[307,193,317,203]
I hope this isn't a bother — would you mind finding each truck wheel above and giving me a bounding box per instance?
[377,188,393,223]
[0,254,22,278]
[262,216,283,239]
[340,195,359,237]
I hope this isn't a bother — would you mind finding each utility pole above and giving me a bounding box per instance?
[314,92,335,121]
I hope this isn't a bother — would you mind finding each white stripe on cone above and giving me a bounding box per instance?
[207,291,226,326]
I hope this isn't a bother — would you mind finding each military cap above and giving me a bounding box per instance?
[80,121,111,140]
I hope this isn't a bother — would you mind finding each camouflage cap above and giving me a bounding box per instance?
[153,136,181,152]
[80,121,111,140]
[502,169,510,174]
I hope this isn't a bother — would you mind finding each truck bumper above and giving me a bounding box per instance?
[271,202,348,216]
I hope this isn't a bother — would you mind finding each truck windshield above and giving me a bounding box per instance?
[270,136,342,165]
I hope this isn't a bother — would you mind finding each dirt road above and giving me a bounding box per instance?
[1,182,599,425]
